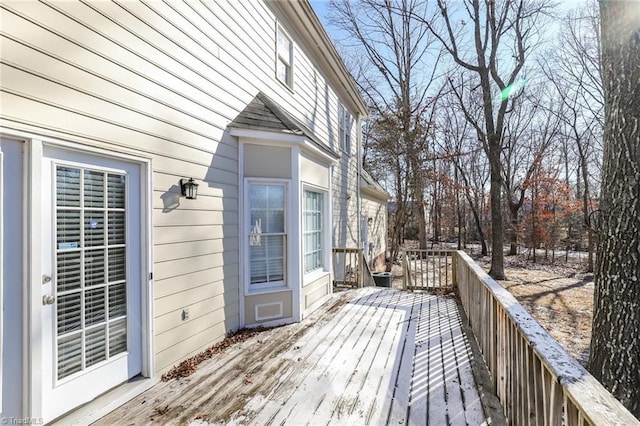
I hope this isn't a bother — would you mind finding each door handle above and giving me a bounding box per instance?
[42,295,55,305]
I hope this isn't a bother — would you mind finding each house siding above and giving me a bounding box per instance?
[1,1,368,419]
[362,193,389,271]
[332,116,361,249]
[0,0,352,379]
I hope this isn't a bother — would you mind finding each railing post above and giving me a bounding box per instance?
[451,251,458,290]
[358,248,364,288]
[402,248,407,290]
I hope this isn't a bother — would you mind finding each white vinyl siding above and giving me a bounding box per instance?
[0,0,356,373]
[303,190,324,274]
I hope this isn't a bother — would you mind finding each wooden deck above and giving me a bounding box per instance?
[96,288,502,425]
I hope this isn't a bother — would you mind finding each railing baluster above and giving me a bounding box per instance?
[452,249,639,426]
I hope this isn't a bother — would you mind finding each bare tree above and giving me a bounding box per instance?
[501,89,560,256]
[539,1,603,271]
[417,0,554,279]
[436,86,490,255]
[329,0,443,256]
[589,0,640,418]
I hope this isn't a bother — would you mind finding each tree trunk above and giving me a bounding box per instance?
[589,0,640,419]
[488,136,506,278]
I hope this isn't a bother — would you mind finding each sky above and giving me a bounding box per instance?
[309,0,592,45]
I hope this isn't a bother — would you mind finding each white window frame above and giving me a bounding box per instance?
[244,178,289,293]
[302,187,326,275]
[276,24,294,89]
[339,104,352,154]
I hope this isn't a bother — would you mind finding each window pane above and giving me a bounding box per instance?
[249,235,285,284]
[266,209,285,233]
[57,210,81,248]
[108,247,126,282]
[58,293,82,335]
[248,184,286,285]
[109,282,127,318]
[277,30,291,63]
[57,251,81,292]
[250,185,268,208]
[85,212,105,246]
[109,318,127,356]
[84,170,104,208]
[277,60,290,84]
[56,166,81,207]
[85,249,105,287]
[108,211,125,245]
[58,333,82,379]
[303,190,324,273]
[107,174,126,209]
[85,287,106,326]
[250,259,268,284]
[86,325,107,367]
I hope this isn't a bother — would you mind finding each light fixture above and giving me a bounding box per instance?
[180,178,199,200]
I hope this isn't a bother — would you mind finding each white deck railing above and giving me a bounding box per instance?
[452,250,639,425]
[332,247,375,288]
[401,249,454,289]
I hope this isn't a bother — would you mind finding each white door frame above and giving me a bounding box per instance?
[8,132,154,420]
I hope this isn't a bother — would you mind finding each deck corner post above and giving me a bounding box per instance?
[452,251,459,291]
[402,248,407,290]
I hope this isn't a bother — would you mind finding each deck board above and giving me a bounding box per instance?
[95,288,497,425]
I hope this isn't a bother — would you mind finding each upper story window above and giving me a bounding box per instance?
[276,25,293,89]
[339,104,352,154]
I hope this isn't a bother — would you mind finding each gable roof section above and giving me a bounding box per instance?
[230,92,340,161]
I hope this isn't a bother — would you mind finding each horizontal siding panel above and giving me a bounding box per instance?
[152,209,237,227]
[13,1,248,113]
[155,316,238,373]
[152,190,236,212]
[154,238,239,263]
[155,290,238,338]
[0,36,234,140]
[153,224,238,245]
[154,280,235,318]
[154,252,238,281]
[0,91,239,181]
[153,265,238,299]
[109,0,256,102]
[153,158,238,187]
[1,65,241,172]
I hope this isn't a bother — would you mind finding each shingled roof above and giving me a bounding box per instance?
[229,92,339,159]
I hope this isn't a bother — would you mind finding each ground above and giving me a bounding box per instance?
[392,246,594,366]
[477,255,594,366]
[477,252,594,366]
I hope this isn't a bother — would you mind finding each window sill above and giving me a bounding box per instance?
[246,285,291,296]
[303,270,330,287]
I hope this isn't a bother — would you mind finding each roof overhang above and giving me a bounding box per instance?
[231,127,340,165]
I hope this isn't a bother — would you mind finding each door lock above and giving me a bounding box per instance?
[42,275,52,284]
[42,295,55,305]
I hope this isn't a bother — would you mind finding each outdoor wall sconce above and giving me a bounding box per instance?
[180,178,199,200]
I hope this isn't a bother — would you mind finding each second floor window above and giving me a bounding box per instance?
[339,104,352,154]
[277,25,293,89]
